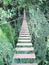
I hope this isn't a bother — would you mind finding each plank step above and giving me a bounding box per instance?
[17,43,32,46]
[19,37,31,39]
[11,63,38,65]
[21,28,29,31]
[21,30,29,31]
[20,32,29,34]
[21,31,29,32]
[20,32,29,33]
[18,40,31,42]
[13,54,36,59]
[20,31,29,33]
[15,47,34,51]
[19,35,30,36]
[20,33,29,35]
[21,29,28,30]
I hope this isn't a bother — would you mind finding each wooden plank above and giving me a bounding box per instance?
[18,40,31,42]
[13,54,36,59]
[17,43,32,46]
[11,63,38,65]
[15,47,34,51]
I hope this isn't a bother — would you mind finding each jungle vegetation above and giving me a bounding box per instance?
[0,0,49,65]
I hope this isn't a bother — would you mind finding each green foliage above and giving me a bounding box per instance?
[0,0,24,65]
[0,28,13,65]
[3,0,12,6]
[0,8,15,46]
[0,8,11,24]
[0,0,23,65]
[0,0,49,65]
[0,24,15,44]
[27,5,49,65]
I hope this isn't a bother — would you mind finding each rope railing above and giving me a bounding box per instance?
[0,16,23,25]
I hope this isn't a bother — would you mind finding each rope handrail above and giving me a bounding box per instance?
[0,16,23,25]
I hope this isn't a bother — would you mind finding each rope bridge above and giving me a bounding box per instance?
[11,9,38,65]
